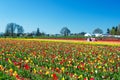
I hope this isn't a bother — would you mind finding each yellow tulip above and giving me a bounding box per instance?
[13,71,17,77]
[5,70,9,74]
[0,65,4,71]
[40,69,42,72]
[61,77,65,80]
[28,57,31,60]
[98,66,102,69]
[9,68,13,73]
[33,68,37,74]
[8,59,12,64]
[45,71,49,75]
[61,67,65,72]
[78,75,83,78]
[25,60,29,63]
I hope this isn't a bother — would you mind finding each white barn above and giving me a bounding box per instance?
[84,33,91,37]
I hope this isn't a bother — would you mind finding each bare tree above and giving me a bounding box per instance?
[5,23,24,36]
[5,23,16,36]
[17,25,24,36]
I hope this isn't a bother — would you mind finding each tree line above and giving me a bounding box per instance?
[1,22,120,37]
[107,24,120,35]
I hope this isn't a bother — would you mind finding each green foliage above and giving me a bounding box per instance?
[0,71,15,80]
[110,27,116,35]
[108,24,120,35]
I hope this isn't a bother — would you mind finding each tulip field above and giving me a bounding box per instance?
[0,38,120,80]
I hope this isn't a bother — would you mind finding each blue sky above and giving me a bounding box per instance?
[0,0,120,34]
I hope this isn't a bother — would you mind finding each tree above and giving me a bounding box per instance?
[114,25,120,35]
[80,32,86,35]
[93,28,103,34]
[107,24,120,35]
[60,27,71,36]
[5,23,16,36]
[107,28,110,34]
[36,28,41,36]
[5,26,10,36]
[110,27,115,35]
[41,32,45,36]
[5,23,24,36]
[17,25,24,36]
[117,24,120,35]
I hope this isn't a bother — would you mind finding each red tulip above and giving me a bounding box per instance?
[24,64,30,70]
[90,78,95,80]
[52,73,58,80]
[16,75,20,79]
